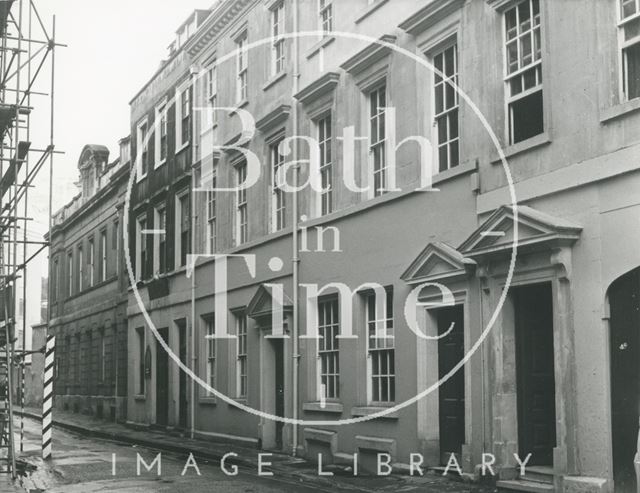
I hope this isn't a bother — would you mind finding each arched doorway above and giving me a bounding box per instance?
[609,267,640,492]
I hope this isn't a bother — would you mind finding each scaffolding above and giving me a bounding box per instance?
[0,0,60,479]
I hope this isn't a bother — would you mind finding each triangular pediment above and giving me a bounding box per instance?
[401,241,475,284]
[459,205,582,258]
[247,284,293,320]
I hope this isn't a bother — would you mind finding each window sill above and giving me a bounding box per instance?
[199,397,217,406]
[231,99,249,114]
[303,401,343,414]
[262,71,287,92]
[154,159,166,170]
[136,173,148,183]
[432,159,477,186]
[200,122,218,137]
[306,36,335,60]
[490,131,551,164]
[351,405,399,419]
[228,398,247,408]
[176,142,189,155]
[134,394,146,401]
[600,98,640,124]
[355,0,389,24]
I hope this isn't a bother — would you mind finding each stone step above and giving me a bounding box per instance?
[523,466,554,484]
[497,479,555,492]
[429,465,462,477]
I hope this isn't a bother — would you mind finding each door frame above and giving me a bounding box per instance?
[415,289,473,468]
[175,318,188,429]
[257,323,291,451]
[606,267,640,492]
[484,252,578,479]
[155,327,170,427]
[435,304,467,465]
[513,281,556,466]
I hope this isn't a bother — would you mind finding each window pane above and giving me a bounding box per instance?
[622,0,637,19]
[523,66,537,90]
[435,85,444,115]
[510,77,523,96]
[507,41,519,74]
[437,115,448,143]
[439,146,448,173]
[534,27,541,60]
[509,89,544,144]
[505,9,518,40]
[445,80,456,110]
[519,1,531,31]
[449,141,459,168]
[532,0,540,23]
[444,46,455,76]
[624,17,640,41]
[626,43,640,100]
[520,33,532,66]
[449,111,459,139]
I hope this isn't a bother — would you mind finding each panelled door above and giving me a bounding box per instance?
[514,283,556,466]
[437,305,466,465]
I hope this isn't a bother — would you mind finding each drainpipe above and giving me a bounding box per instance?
[291,0,300,458]
[189,66,198,440]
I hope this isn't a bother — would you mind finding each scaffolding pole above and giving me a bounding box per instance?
[0,0,60,476]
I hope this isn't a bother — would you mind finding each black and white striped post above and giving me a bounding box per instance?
[42,334,55,460]
[20,358,24,452]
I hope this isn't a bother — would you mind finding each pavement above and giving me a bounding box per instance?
[0,475,23,493]
[5,407,498,492]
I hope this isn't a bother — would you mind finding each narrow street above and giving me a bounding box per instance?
[10,417,497,493]
[18,417,330,492]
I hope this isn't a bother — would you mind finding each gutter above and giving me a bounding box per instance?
[290,0,300,458]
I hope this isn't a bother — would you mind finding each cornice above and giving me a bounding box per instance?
[340,35,397,75]
[485,0,521,12]
[294,72,340,106]
[399,0,465,36]
[186,0,255,58]
[255,104,291,133]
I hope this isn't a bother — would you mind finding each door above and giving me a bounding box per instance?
[156,327,169,427]
[514,283,556,466]
[437,305,466,465]
[178,322,188,429]
[610,268,640,493]
[273,339,284,449]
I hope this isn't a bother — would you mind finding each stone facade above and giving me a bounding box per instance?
[48,142,130,421]
[124,1,640,491]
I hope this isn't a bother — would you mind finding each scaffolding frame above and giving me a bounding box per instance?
[0,0,61,478]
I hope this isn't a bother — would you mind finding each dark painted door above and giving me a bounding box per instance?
[610,268,640,493]
[178,322,188,429]
[156,328,169,427]
[437,305,465,465]
[515,283,556,465]
[273,340,284,449]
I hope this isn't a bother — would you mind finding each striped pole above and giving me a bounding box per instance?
[42,334,55,460]
[20,359,24,452]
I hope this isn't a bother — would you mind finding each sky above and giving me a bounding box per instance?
[9,1,213,328]
[28,0,214,218]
